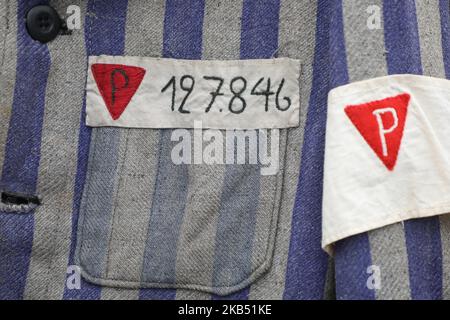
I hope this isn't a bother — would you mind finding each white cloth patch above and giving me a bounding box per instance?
[86,55,300,129]
[323,74,450,254]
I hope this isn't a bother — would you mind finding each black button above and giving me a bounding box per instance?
[26,5,61,43]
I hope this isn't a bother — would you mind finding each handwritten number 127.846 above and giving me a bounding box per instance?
[160,76,291,114]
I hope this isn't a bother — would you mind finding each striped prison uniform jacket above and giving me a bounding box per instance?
[0,0,449,300]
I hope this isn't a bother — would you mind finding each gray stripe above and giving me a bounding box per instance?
[0,0,6,57]
[0,0,16,177]
[75,128,123,279]
[251,130,285,268]
[440,214,450,299]
[23,0,88,300]
[201,0,242,59]
[100,288,139,300]
[342,0,411,300]
[368,223,411,300]
[101,0,165,301]
[175,289,210,300]
[343,0,387,82]
[174,164,225,300]
[249,0,317,299]
[124,0,165,58]
[175,0,242,301]
[416,0,445,78]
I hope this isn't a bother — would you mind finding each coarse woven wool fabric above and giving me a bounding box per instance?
[1,0,450,300]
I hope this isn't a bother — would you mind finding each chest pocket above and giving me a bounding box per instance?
[75,126,287,295]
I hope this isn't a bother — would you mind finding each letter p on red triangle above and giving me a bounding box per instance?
[91,63,146,120]
[344,93,410,171]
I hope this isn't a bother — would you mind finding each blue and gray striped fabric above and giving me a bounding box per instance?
[0,0,450,300]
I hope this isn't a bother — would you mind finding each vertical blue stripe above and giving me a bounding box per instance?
[335,234,375,299]
[139,0,205,300]
[212,0,280,300]
[440,0,450,78]
[64,0,128,300]
[161,0,205,60]
[328,0,350,90]
[383,0,422,75]
[404,218,443,299]
[383,0,443,300]
[284,0,354,299]
[0,0,50,300]
[240,0,281,59]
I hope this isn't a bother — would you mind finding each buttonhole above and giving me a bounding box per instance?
[1,191,41,206]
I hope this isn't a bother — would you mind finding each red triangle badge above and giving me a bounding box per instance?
[91,63,146,120]
[344,93,410,171]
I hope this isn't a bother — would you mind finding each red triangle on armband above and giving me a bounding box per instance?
[344,93,410,171]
